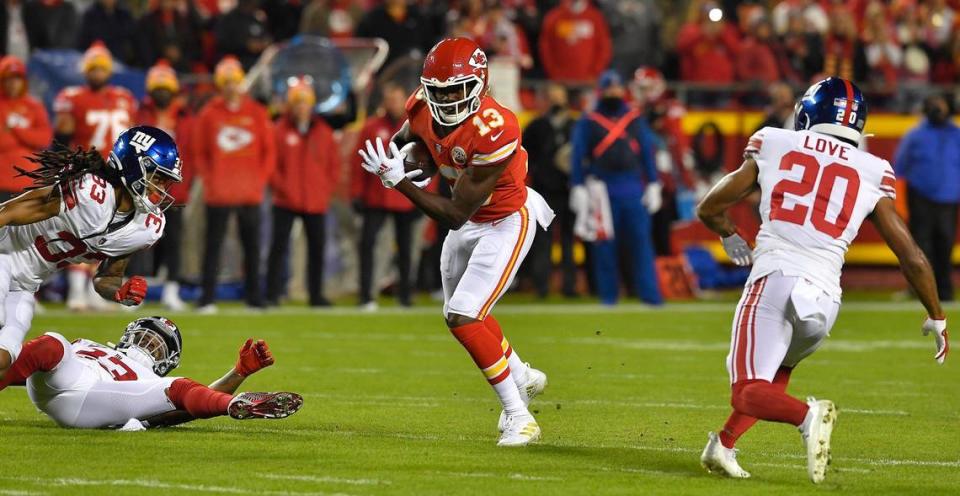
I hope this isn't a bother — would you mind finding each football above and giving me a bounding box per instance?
[401,141,438,183]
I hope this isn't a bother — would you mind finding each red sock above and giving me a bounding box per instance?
[167,378,232,418]
[719,367,793,448]
[731,373,808,427]
[483,315,512,358]
[0,335,64,390]
[450,321,510,384]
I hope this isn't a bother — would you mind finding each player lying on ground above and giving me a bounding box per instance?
[696,77,948,484]
[0,316,303,428]
[0,126,183,380]
[359,38,554,446]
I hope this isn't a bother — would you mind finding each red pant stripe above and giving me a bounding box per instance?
[747,277,767,379]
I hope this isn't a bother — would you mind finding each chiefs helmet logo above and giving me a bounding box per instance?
[468,48,487,70]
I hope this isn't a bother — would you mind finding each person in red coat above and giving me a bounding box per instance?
[136,60,194,311]
[351,81,419,309]
[538,0,612,83]
[194,56,276,311]
[0,56,52,202]
[265,77,339,307]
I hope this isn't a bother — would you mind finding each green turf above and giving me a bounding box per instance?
[1,300,958,495]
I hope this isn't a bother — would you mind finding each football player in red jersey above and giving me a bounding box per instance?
[359,38,555,446]
[53,41,138,311]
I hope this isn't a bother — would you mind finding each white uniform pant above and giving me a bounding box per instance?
[0,290,37,363]
[727,272,840,384]
[27,335,178,428]
[442,188,554,320]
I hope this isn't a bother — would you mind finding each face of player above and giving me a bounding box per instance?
[426,81,477,124]
[86,67,110,90]
[1,75,24,98]
[145,172,176,207]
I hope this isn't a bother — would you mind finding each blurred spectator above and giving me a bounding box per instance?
[299,0,363,38]
[538,0,611,83]
[861,3,901,93]
[262,0,302,42]
[195,56,276,312]
[75,0,137,66]
[822,8,866,82]
[452,1,532,70]
[356,0,430,71]
[675,2,739,85]
[570,71,662,305]
[598,0,661,79]
[523,82,576,298]
[215,0,272,70]
[52,42,136,312]
[755,82,795,131]
[893,94,960,302]
[736,17,780,86]
[33,0,77,49]
[136,60,193,311]
[0,55,51,201]
[266,76,338,308]
[771,0,828,36]
[136,0,205,72]
[777,10,824,84]
[1,0,46,59]
[352,81,418,310]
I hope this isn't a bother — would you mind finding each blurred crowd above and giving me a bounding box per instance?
[1,0,959,310]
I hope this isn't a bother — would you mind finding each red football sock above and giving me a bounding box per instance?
[731,372,808,427]
[167,378,232,419]
[0,335,64,390]
[483,315,512,358]
[450,321,510,384]
[719,367,793,448]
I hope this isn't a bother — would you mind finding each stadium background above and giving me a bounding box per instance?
[3,0,960,304]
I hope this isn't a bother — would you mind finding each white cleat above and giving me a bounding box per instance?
[196,304,219,315]
[700,432,751,478]
[801,397,837,484]
[498,364,547,432]
[497,413,540,447]
[162,282,186,311]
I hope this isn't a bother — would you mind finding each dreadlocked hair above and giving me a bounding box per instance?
[16,145,121,193]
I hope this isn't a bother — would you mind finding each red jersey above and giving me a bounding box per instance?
[53,85,137,159]
[406,90,527,223]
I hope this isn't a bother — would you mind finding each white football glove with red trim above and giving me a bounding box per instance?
[922,318,949,364]
[358,137,428,189]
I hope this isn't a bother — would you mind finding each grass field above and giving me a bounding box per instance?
[1,299,958,495]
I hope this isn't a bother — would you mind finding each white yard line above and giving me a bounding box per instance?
[3,477,350,496]
[426,471,562,482]
[257,474,388,486]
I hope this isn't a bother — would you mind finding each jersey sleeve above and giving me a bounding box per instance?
[405,88,426,120]
[469,110,521,167]
[53,88,77,114]
[59,175,114,238]
[744,128,766,159]
[96,212,165,257]
[879,161,897,200]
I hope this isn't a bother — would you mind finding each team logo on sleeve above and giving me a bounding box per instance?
[129,131,157,154]
[452,146,467,165]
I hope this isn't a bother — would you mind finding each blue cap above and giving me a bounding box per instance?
[598,70,623,90]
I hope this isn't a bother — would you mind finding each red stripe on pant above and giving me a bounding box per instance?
[734,279,765,382]
[747,277,767,379]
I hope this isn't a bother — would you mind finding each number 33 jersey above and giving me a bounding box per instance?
[747,127,896,300]
[0,173,165,292]
[406,90,528,223]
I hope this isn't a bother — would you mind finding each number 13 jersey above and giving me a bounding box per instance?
[0,173,165,292]
[406,90,528,223]
[747,127,896,300]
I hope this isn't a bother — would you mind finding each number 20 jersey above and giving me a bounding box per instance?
[0,173,165,292]
[747,127,896,300]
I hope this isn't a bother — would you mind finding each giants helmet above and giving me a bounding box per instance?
[108,126,183,215]
[117,316,183,376]
[794,77,868,144]
[420,37,489,126]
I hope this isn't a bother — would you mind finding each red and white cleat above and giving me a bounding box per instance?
[228,392,303,420]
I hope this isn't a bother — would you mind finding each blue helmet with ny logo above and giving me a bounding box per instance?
[108,126,183,215]
[794,77,868,144]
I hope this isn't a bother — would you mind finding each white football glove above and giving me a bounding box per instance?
[922,318,949,364]
[721,233,752,266]
[358,137,423,189]
[569,184,589,215]
[642,181,663,214]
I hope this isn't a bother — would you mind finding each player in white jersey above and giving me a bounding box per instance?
[695,78,948,484]
[0,316,302,428]
[0,126,182,380]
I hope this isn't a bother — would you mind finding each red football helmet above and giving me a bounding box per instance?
[632,67,666,104]
[420,37,489,126]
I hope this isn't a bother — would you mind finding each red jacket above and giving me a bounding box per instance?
[351,115,416,212]
[270,116,340,214]
[136,98,195,204]
[676,22,740,83]
[194,95,276,206]
[538,2,612,82]
[736,37,780,84]
[0,93,52,193]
